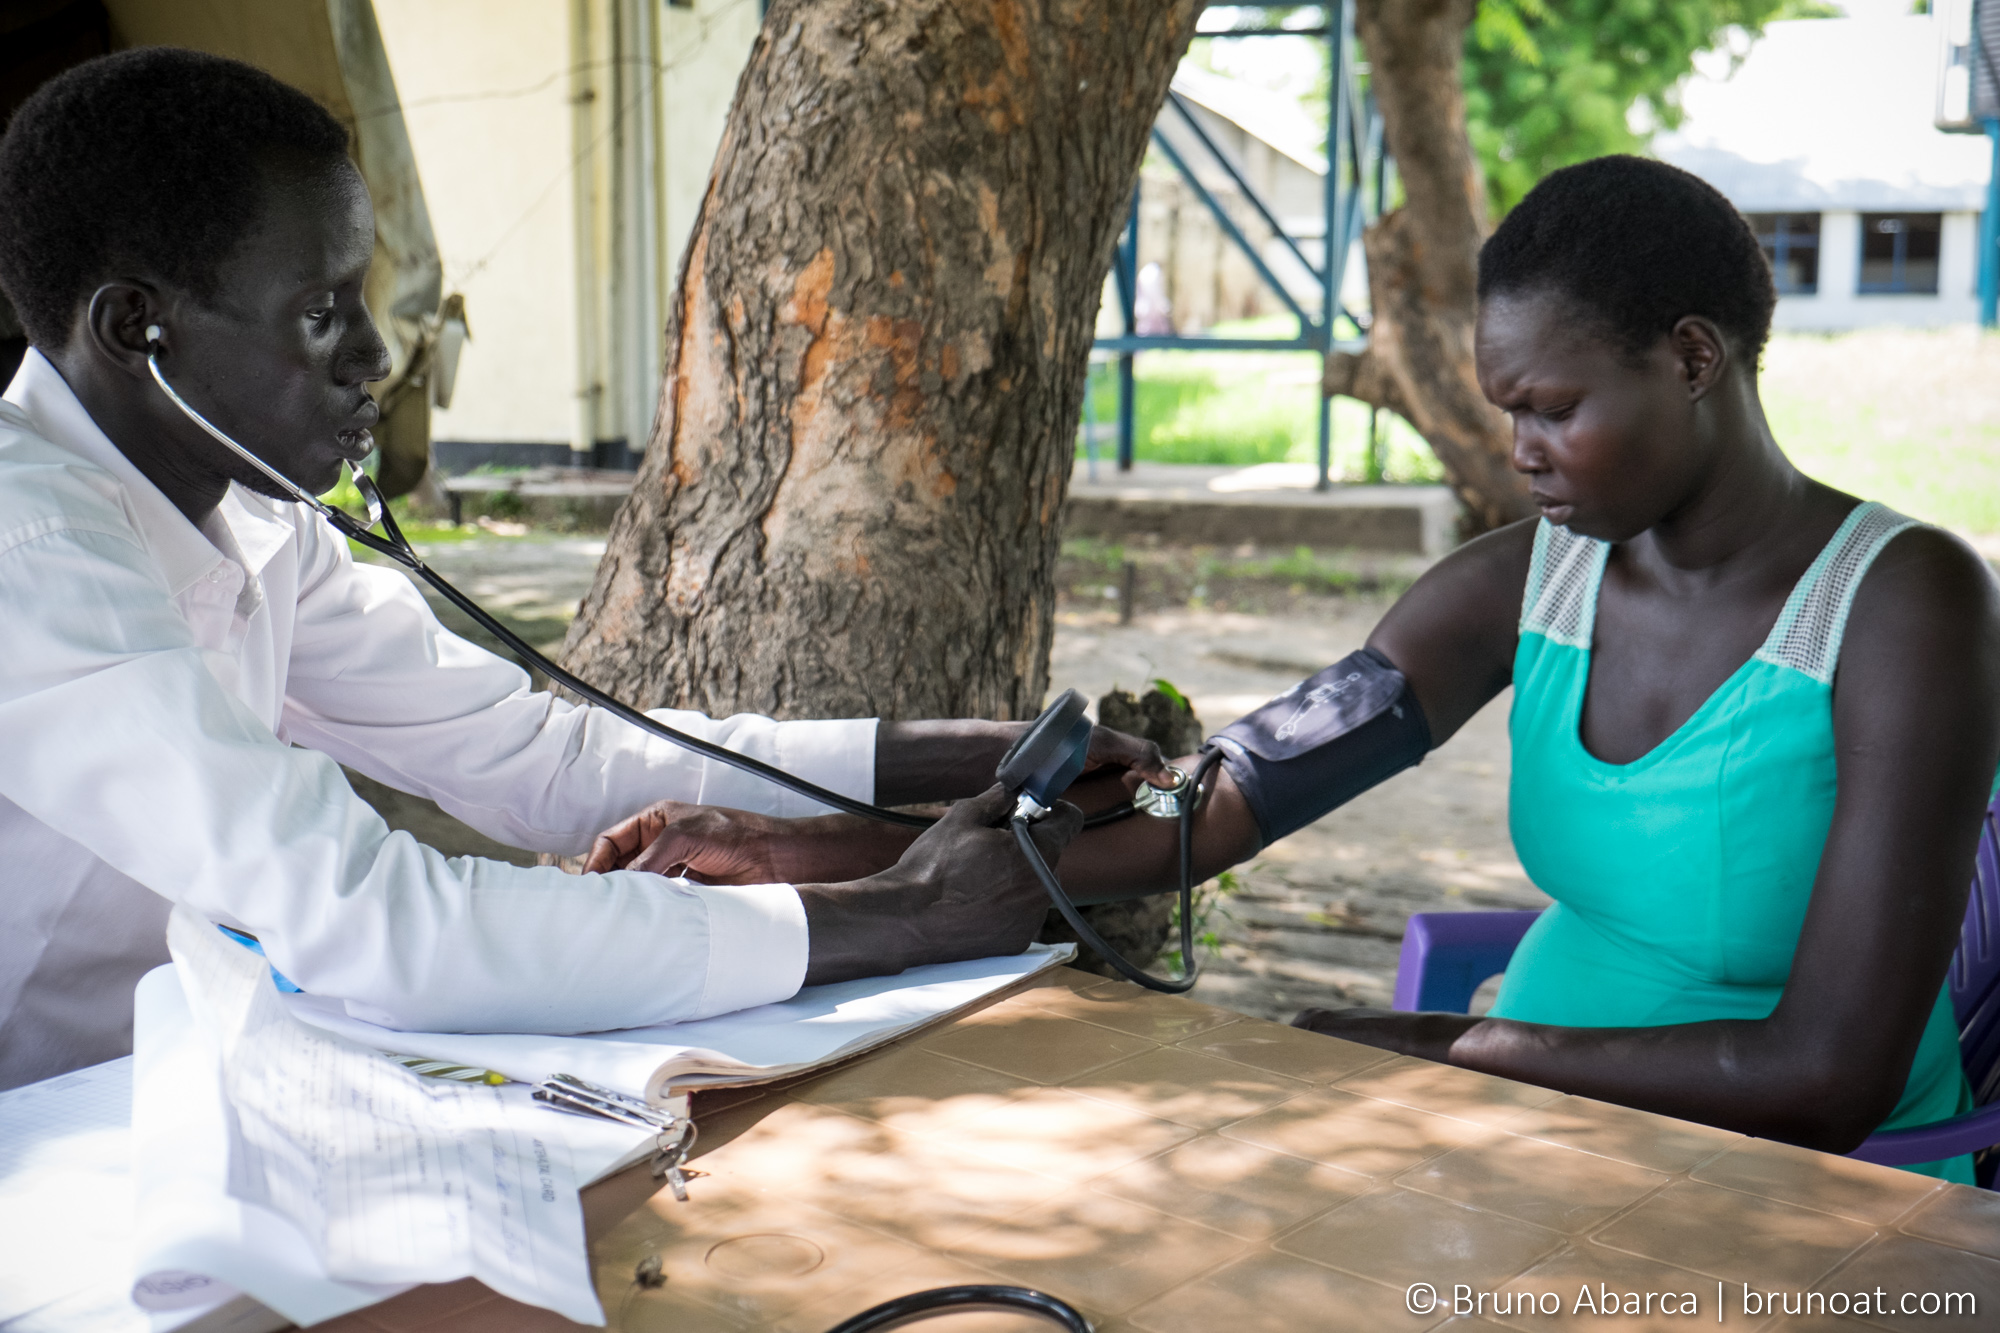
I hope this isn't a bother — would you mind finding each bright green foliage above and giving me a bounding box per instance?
[1463,0,1828,215]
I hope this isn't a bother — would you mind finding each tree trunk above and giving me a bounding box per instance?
[1325,0,1534,535]
[561,0,1199,721]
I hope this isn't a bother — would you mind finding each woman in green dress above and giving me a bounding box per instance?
[1286,155,2000,1181]
[588,156,2000,1176]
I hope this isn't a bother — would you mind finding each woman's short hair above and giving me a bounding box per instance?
[1477,155,1777,361]
[0,48,350,349]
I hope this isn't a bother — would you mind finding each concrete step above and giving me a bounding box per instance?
[433,460,1463,556]
[1064,461,1460,555]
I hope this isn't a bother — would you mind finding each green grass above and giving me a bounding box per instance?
[1080,316,1443,482]
[318,469,486,550]
[1080,323,2000,536]
[1768,399,2000,537]
[1756,330,2000,538]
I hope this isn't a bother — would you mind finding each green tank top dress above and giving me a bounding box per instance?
[1493,502,1975,1184]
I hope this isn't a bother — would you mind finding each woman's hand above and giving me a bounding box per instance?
[583,804,918,884]
[1291,1006,1480,1066]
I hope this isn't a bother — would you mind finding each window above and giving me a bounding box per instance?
[1745,213,1820,295]
[1858,213,1942,294]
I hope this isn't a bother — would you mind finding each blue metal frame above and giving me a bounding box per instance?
[1094,1,1387,490]
[1983,118,2000,328]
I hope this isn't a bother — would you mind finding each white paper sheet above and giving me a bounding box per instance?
[127,961,660,1333]
[0,1057,134,1323]
[162,908,608,1325]
[289,943,1075,1104]
[103,924,1068,1333]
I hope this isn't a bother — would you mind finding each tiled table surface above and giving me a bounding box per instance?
[322,968,2000,1333]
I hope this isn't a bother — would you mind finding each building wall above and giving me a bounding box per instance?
[372,0,577,445]
[660,2,763,292]
[372,0,759,455]
[1771,209,1982,331]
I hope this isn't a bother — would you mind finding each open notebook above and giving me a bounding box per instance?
[285,942,1077,1103]
[107,917,1073,1332]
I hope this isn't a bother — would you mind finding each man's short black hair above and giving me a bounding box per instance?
[1477,155,1777,361]
[0,47,350,348]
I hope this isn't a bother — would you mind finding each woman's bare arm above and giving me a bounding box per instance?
[1053,519,1537,902]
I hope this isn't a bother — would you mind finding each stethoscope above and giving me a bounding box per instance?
[143,328,1219,996]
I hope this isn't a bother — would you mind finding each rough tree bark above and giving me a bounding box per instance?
[561,0,1200,721]
[1325,0,1535,534]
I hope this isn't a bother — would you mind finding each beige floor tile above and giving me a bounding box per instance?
[1273,1188,1565,1290]
[1126,1248,1447,1333]
[1491,1241,1733,1330]
[1808,1233,2000,1331]
[1174,1021,1399,1085]
[1897,1184,2000,1260]
[1397,1132,1671,1234]
[1088,1133,1372,1240]
[945,1190,1252,1316]
[1062,1045,1313,1130]
[329,1278,502,1332]
[601,1273,755,1332]
[1023,979,1243,1043]
[1691,1141,1941,1226]
[1591,1180,1876,1289]
[1220,1086,1497,1179]
[594,1179,771,1274]
[1500,1094,1743,1174]
[602,1195,932,1327]
[920,1010,1161,1084]
[946,1086,1203,1185]
[766,1252,1069,1333]
[1336,1055,1566,1126]
[682,1101,1069,1250]
[785,1044,1028,1133]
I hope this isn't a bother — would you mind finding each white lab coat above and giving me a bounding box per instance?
[0,350,876,1090]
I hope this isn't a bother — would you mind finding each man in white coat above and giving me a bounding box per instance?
[0,49,1159,1090]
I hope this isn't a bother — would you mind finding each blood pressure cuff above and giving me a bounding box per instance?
[1211,647,1431,846]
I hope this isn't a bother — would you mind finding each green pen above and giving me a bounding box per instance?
[382,1052,512,1085]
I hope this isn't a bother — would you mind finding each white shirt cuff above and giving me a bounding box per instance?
[691,882,809,1018]
[774,717,878,808]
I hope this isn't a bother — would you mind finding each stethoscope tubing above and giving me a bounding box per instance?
[819,1284,1092,1332]
[1012,745,1222,993]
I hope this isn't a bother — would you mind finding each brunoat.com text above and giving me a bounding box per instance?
[1404,1281,1976,1319]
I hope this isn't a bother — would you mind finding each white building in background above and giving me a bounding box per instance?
[1655,14,1993,330]
[371,0,758,469]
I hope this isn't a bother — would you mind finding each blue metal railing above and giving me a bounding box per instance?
[1093,1,1389,490]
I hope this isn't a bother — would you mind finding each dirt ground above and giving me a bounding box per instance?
[354,535,1544,1026]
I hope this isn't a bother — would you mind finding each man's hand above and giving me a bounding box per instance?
[583,804,917,884]
[796,784,1083,985]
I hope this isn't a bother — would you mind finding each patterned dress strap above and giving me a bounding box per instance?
[1754,501,1922,685]
[1519,519,1610,650]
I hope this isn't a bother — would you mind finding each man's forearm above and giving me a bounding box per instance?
[874,719,1025,805]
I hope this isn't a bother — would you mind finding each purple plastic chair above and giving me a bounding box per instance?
[1392,793,2000,1179]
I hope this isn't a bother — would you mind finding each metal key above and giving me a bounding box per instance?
[533,1073,700,1201]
